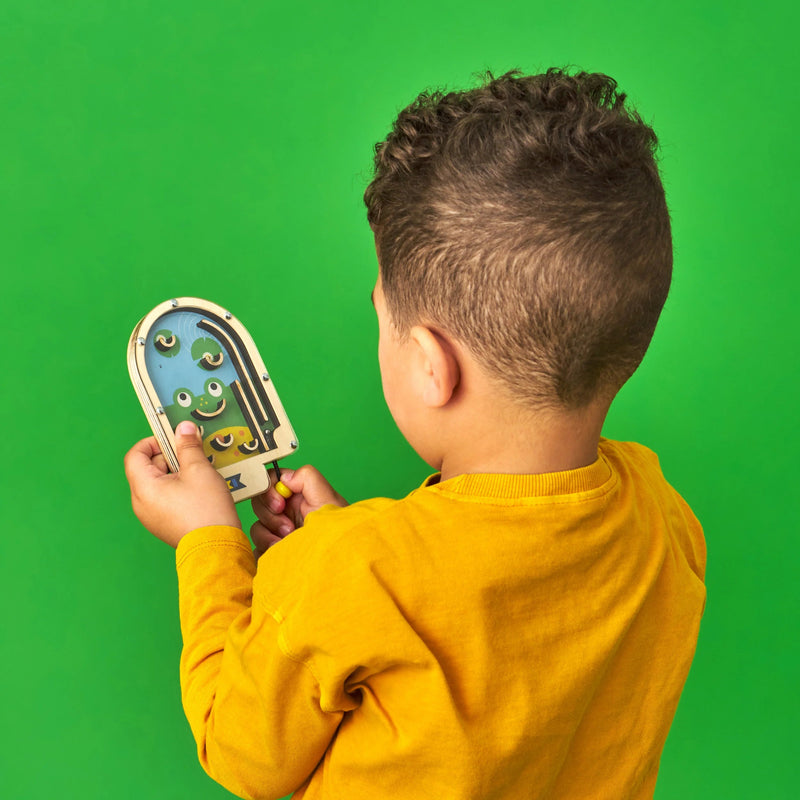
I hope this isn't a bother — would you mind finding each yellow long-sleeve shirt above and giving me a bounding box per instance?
[175,439,706,799]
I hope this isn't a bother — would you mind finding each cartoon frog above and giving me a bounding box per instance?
[162,378,274,467]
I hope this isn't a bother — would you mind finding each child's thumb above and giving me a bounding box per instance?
[279,465,345,508]
[174,421,209,469]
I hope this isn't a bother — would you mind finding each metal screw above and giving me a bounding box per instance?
[136,337,145,346]
[290,440,298,449]
[170,299,178,307]
[156,406,164,414]
[224,311,232,320]
[262,373,270,381]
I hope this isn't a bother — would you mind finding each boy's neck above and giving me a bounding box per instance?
[387,310,612,482]
[432,383,609,482]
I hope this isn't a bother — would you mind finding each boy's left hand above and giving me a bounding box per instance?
[124,421,241,547]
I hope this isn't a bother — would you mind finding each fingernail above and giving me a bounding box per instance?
[278,524,293,537]
[268,496,282,512]
[177,421,198,437]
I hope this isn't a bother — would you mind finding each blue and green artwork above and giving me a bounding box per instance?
[144,309,278,468]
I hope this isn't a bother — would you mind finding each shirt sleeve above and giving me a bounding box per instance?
[175,526,343,800]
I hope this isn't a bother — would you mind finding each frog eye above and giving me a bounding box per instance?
[176,390,193,408]
[238,439,262,455]
[207,381,223,398]
[210,434,234,451]
[199,351,224,371]
[154,331,179,355]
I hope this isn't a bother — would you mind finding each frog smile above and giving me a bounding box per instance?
[191,398,227,420]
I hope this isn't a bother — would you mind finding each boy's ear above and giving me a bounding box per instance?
[409,325,461,408]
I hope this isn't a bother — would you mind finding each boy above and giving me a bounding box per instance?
[125,69,706,799]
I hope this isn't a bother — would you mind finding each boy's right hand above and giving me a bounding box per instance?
[250,466,347,557]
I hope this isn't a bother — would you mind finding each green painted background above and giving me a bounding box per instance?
[1,1,797,798]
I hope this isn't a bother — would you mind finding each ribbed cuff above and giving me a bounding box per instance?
[176,525,251,568]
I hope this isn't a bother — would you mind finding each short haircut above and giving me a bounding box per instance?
[364,69,673,410]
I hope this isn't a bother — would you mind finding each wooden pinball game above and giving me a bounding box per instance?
[128,298,297,503]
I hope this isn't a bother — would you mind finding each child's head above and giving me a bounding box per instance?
[364,69,672,412]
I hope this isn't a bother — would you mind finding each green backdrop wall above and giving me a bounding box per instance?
[1,1,797,798]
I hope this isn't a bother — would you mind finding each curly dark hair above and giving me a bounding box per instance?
[364,68,672,409]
